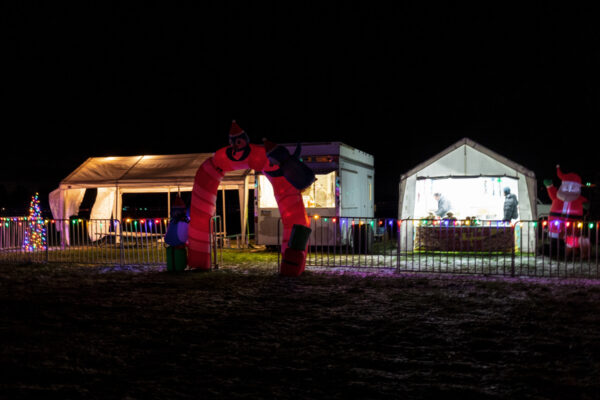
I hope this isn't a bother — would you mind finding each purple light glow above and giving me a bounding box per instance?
[308,266,600,287]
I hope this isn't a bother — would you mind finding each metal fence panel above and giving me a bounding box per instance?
[297,217,599,279]
[0,217,47,264]
[0,218,170,266]
[0,217,228,268]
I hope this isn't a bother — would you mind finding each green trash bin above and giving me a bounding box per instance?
[166,246,187,272]
[287,224,312,250]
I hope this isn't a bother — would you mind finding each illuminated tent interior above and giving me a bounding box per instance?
[398,138,537,221]
[49,154,254,243]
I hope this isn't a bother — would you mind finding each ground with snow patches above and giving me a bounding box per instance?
[1,262,599,399]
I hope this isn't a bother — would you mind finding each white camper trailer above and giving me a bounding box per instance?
[255,142,375,246]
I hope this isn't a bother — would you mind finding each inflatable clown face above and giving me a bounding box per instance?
[228,120,250,153]
[230,133,249,152]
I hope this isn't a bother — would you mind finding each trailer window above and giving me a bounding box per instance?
[257,175,278,208]
[258,172,336,209]
[302,171,336,208]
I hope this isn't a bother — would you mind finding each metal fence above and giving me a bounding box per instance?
[2,215,599,279]
[300,217,600,279]
[0,218,169,265]
[0,217,225,268]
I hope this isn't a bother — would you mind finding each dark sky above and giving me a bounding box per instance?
[3,2,599,212]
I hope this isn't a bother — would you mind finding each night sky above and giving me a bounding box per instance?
[3,2,598,215]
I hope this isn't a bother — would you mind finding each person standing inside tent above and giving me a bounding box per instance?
[502,187,519,222]
[433,192,452,218]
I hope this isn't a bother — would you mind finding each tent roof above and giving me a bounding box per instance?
[400,137,535,180]
[59,153,253,189]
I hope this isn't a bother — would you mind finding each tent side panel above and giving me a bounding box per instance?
[525,175,538,220]
[399,175,417,220]
[399,175,416,250]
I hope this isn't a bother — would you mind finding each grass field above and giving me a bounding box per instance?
[4,244,599,280]
[1,261,599,399]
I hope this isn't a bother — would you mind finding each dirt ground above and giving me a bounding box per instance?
[1,262,599,399]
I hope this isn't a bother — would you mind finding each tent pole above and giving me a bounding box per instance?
[113,186,118,222]
[239,185,246,248]
[61,188,68,247]
[222,187,227,239]
[242,175,249,247]
[167,188,171,220]
[115,187,122,245]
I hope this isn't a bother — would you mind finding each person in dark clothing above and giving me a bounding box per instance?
[433,193,452,218]
[503,187,519,222]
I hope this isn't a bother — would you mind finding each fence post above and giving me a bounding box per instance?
[277,218,281,273]
[118,220,124,267]
[210,216,219,270]
[396,220,401,270]
[45,220,49,264]
[510,225,516,277]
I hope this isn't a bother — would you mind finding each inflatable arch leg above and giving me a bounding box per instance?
[266,175,310,276]
[187,157,224,270]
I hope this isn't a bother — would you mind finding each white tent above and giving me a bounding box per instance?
[399,138,537,220]
[49,154,254,244]
[398,138,537,251]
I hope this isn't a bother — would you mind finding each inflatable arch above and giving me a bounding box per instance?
[187,121,315,276]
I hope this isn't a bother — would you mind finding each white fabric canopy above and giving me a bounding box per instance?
[88,187,117,240]
[50,153,256,245]
[48,187,85,245]
[49,187,86,221]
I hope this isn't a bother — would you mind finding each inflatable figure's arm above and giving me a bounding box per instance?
[544,180,557,201]
[265,168,285,178]
[268,144,315,190]
[292,143,302,159]
[581,195,590,211]
[546,186,557,201]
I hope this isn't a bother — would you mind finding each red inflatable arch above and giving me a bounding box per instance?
[187,121,313,276]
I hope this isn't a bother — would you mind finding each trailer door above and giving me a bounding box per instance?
[340,168,358,215]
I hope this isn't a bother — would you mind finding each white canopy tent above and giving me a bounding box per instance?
[49,154,254,244]
[399,138,537,220]
[398,138,538,251]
